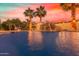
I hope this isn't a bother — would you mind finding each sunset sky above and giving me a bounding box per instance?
[0,3,79,22]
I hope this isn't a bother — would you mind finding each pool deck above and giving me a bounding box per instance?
[0,30,78,33]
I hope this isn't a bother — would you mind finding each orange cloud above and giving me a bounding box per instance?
[2,3,79,22]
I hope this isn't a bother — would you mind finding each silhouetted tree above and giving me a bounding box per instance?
[60,3,79,30]
[24,8,34,30]
[34,6,47,22]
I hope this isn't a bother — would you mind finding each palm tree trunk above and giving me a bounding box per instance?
[39,17,42,22]
[49,23,52,31]
[71,3,77,30]
[71,3,76,21]
[29,17,32,31]
[37,17,42,31]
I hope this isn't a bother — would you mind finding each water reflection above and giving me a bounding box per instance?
[28,31,43,51]
[70,32,79,55]
[27,31,79,55]
[56,31,79,55]
[56,32,70,49]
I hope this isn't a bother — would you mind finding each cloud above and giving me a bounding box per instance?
[0,3,79,22]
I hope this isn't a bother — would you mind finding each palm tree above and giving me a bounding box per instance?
[34,6,47,22]
[34,6,47,31]
[24,8,34,30]
[60,3,79,30]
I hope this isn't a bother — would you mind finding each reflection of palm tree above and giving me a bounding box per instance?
[60,3,79,30]
[28,31,43,50]
[24,8,34,30]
